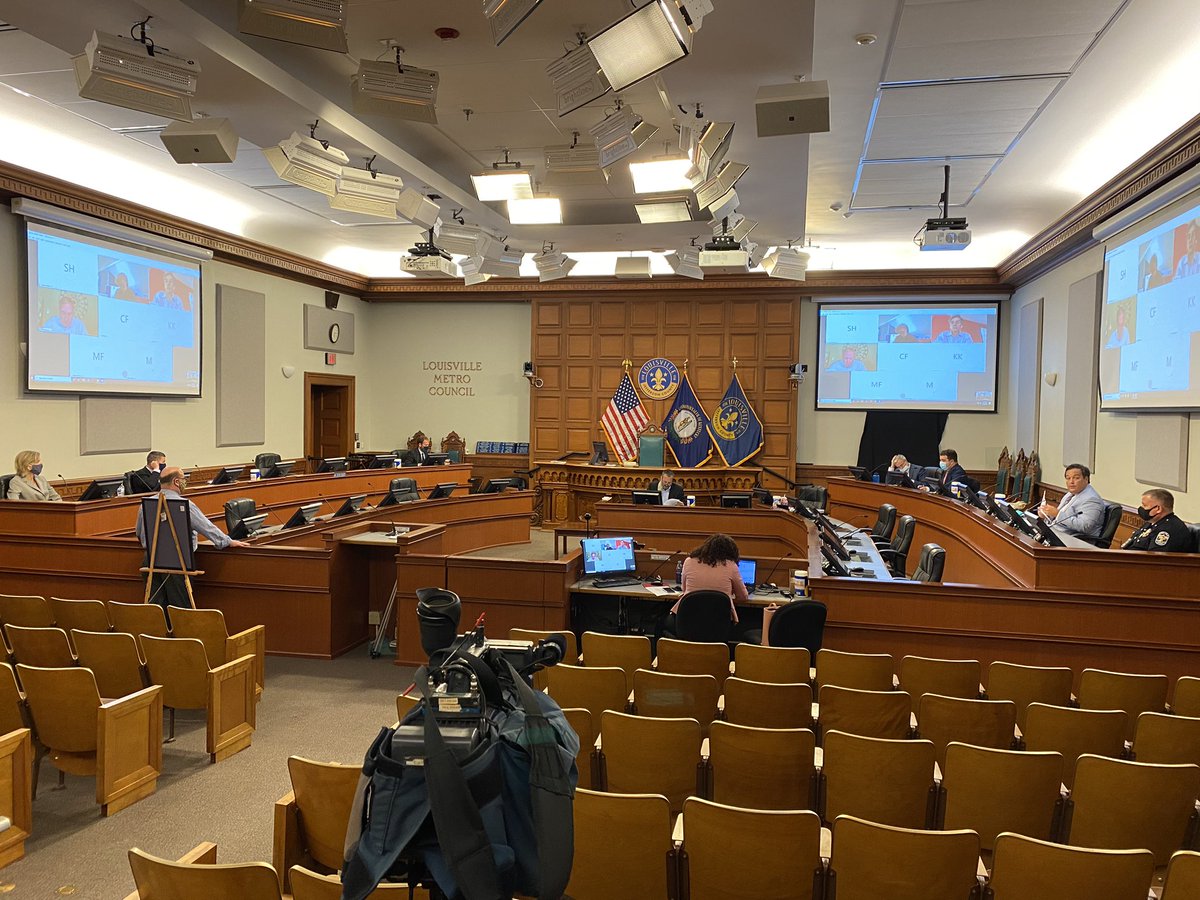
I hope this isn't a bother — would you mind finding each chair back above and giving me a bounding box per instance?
[986,660,1073,732]
[941,742,1064,851]
[673,591,733,643]
[287,756,362,871]
[722,677,813,730]
[0,594,53,630]
[128,847,283,900]
[406,431,427,451]
[223,498,257,534]
[254,453,281,471]
[440,430,465,460]
[1078,668,1169,744]
[1022,703,1127,789]
[0,474,12,497]
[681,798,823,900]
[872,503,897,541]
[898,656,980,715]
[817,685,912,742]
[1093,502,1123,549]
[828,815,981,900]
[289,867,416,899]
[107,601,170,647]
[823,731,937,829]
[632,669,719,735]
[767,600,827,654]
[1132,712,1200,766]
[581,632,651,693]
[17,664,101,753]
[1174,676,1200,718]
[1188,523,1200,553]
[169,607,231,667]
[48,597,111,644]
[916,693,1017,769]
[0,664,28,735]
[637,423,665,467]
[559,707,594,790]
[71,629,147,698]
[796,484,828,511]
[815,649,894,692]
[567,789,673,900]
[889,515,916,571]
[707,721,815,811]
[995,446,1012,495]
[1162,851,1200,900]
[545,664,628,721]
[911,543,945,582]
[598,711,702,815]
[387,477,420,502]
[734,644,810,684]
[141,635,210,709]
[987,833,1154,900]
[655,638,729,685]
[6,625,75,668]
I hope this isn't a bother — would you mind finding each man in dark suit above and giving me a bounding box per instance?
[651,469,686,504]
[934,448,967,496]
[402,437,432,467]
[129,450,166,494]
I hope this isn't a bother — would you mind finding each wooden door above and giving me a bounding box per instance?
[304,373,355,460]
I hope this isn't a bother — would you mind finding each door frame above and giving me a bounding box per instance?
[303,372,356,459]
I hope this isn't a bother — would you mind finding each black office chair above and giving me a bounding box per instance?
[911,543,946,582]
[255,453,281,471]
[0,474,13,498]
[964,475,981,494]
[870,503,898,545]
[387,477,420,503]
[796,484,828,511]
[765,600,827,653]
[1187,523,1200,554]
[1079,502,1123,550]
[674,590,734,643]
[223,498,257,533]
[877,514,916,577]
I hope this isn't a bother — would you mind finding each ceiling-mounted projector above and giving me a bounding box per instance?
[917,164,972,251]
[73,31,199,122]
[237,0,347,52]
[699,234,748,274]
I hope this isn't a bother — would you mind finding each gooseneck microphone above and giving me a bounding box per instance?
[643,550,684,584]
[758,551,792,592]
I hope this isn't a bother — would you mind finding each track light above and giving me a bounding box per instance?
[459,256,493,285]
[544,142,608,187]
[73,30,200,122]
[588,0,712,91]
[484,0,546,45]
[237,0,347,52]
[437,222,504,259]
[477,247,524,277]
[635,197,693,224]
[546,40,611,116]
[695,161,749,210]
[330,162,403,219]
[689,120,733,182]
[630,158,694,194]
[263,129,350,197]
[590,105,645,169]
[746,241,768,268]
[706,187,740,223]
[666,247,704,279]
[352,57,439,124]
[396,189,441,230]
[763,246,811,281]
[533,248,577,282]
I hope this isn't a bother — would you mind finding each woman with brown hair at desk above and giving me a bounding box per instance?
[662,533,750,637]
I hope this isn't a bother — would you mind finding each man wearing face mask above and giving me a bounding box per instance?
[128,450,167,495]
[1122,489,1192,552]
[921,448,967,496]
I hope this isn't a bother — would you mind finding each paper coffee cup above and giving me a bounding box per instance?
[685,495,696,506]
[250,468,260,480]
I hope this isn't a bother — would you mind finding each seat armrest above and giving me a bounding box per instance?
[820,826,832,860]
[700,737,710,759]
[672,814,684,845]
[273,789,302,892]
[813,745,823,769]
[227,624,265,698]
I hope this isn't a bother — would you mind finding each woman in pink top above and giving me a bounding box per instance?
[665,534,749,636]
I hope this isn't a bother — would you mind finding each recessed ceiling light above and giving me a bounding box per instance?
[629,158,693,194]
[508,197,563,224]
[855,33,878,46]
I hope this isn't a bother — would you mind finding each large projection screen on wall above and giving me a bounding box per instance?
[816,301,1001,412]
[1099,192,1200,411]
[25,219,202,397]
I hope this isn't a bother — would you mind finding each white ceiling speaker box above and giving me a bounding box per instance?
[755,81,831,137]
[160,118,239,164]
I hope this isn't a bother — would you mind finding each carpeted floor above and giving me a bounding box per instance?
[1,652,418,898]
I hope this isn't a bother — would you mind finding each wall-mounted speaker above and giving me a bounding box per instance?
[325,290,340,310]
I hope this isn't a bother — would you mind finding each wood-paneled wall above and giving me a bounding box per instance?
[531,292,800,483]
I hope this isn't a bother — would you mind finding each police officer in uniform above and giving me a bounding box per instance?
[1121,489,1192,552]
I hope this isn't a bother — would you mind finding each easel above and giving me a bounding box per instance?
[140,493,203,606]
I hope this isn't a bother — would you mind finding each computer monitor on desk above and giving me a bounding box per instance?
[478,478,512,494]
[581,536,637,575]
[885,470,917,489]
[848,466,871,481]
[427,482,457,500]
[720,493,752,509]
[262,461,294,479]
[368,454,397,469]
[282,502,321,529]
[1032,516,1067,547]
[78,477,126,501]
[210,467,245,486]
[589,441,610,465]
[631,490,661,505]
[332,494,367,517]
[424,453,450,467]
[228,512,268,540]
[315,457,348,473]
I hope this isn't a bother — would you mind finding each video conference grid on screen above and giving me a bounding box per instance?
[25,222,202,397]
[816,303,1000,411]
[1100,198,1200,410]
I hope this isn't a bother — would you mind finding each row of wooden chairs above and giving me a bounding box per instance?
[570,790,1200,900]
[0,593,265,698]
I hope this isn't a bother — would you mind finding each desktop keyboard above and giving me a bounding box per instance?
[592,575,644,588]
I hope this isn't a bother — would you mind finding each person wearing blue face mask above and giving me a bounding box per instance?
[7,449,62,501]
[934,448,967,496]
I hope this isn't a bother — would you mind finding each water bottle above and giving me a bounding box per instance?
[675,559,684,586]
[116,483,125,496]
[792,569,808,597]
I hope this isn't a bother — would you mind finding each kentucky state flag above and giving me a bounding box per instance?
[709,372,764,466]
[662,371,712,467]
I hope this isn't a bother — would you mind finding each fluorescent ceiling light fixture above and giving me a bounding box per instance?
[714,213,757,243]
[762,247,810,281]
[544,143,607,187]
[635,197,692,224]
[590,106,643,169]
[484,0,546,45]
[695,160,749,210]
[546,40,611,115]
[666,247,704,279]
[329,166,403,219]
[237,0,347,52]
[73,31,200,123]
[396,189,441,230]
[533,249,577,282]
[508,197,563,225]
[588,0,697,92]
[263,132,350,197]
[629,157,693,194]
[352,58,439,124]
[471,169,533,201]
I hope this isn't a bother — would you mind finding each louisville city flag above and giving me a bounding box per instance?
[710,372,764,466]
[662,371,713,467]
[601,371,650,462]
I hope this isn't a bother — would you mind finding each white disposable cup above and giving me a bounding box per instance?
[250,468,260,480]
[685,495,696,507]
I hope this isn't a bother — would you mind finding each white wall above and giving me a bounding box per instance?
[361,302,531,452]
[796,297,1017,470]
[0,201,373,477]
[1012,246,1200,519]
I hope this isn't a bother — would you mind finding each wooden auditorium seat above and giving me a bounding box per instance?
[1021,703,1127,789]
[655,638,730,686]
[5,625,76,668]
[819,731,937,829]
[70,630,148,699]
[985,660,1073,732]
[706,720,816,811]
[721,677,814,730]
[567,788,675,900]
[733,643,811,685]
[168,606,265,700]
[289,865,425,899]
[815,649,895,692]
[106,601,169,654]
[0,727,32,869]
[48,597,112,647]
[560,707,595,789]
[126,842,280,900]
[986,833,1154,900]
[596,711,702,815]
[631,669,720,736]
[273,756,360,893]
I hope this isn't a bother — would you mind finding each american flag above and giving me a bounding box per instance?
[601,372,650,461]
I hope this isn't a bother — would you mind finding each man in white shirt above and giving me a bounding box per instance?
[1040,463,1105,540]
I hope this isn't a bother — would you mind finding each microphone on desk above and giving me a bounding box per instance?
[643,550,684,585]
[758,552,792,593]
[583,512,592,539]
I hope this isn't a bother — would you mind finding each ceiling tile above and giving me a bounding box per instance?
[853,157,998,209]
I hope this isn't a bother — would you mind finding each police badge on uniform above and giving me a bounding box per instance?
[638,358,680,401]
[1155,531,1170,546]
